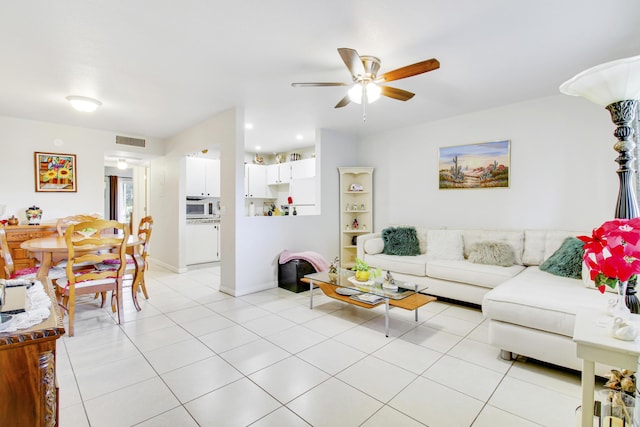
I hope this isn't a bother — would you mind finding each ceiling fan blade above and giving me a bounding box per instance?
[380,86,415,101]
[291,82,349,87]
[338,48,365,79]
[376,58,440,83]
[335,95,351,108]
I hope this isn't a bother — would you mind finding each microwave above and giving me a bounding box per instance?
[186,200,215,219]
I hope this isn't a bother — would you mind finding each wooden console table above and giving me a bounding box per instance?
[0,224,58,278]
[0,279,65,426]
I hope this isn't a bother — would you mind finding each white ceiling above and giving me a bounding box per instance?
[1,1,639,156]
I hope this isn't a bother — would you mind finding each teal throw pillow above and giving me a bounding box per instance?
[539,237,584,279]
[382,227,421,256]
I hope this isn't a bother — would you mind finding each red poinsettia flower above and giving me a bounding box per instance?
[580,218,640,293]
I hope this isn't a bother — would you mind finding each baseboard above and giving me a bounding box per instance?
[147,257,186,274]
[220,280,277,297]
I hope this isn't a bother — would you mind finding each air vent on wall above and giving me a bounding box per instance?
[116,135,146,148]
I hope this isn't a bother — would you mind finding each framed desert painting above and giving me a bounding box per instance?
[439,140,510,189]
[34,152,77,192]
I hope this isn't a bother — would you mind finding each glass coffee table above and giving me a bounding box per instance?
[301,271,436,337]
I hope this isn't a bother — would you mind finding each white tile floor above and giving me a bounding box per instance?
[56,264,588,426]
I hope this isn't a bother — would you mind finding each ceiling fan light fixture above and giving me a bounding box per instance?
[66,95,102,112]
[348,82,381,104]
[348,84,363,104]
[366,83,381,103]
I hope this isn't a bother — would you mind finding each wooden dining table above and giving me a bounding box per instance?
[20,234,147,311]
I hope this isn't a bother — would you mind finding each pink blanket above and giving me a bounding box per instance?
[279,250,329,272]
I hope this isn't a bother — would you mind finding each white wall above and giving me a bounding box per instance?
[359,94,618,232]
[0,116,162,223]
[229,129,358,296]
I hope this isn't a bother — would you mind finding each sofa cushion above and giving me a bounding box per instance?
[482,266,607,337]
[462,230,524,265]
[426,259,525,288]
[522,230,586,266]
[539,237,584,279]
[468,241,516,267]
[364,237,384,255]
[363,253,427,277]
[382,226,421,256]
[426,229,464,261]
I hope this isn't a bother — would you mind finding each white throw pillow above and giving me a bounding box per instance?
[364,238,384,255]
[426,229,464,261]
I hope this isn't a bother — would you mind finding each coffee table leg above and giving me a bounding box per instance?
[385,299,390,337]
[309,280,314,309]
[415,309,418,322]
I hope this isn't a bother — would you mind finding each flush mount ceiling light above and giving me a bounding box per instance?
[65,95,102,112]
[117,159,127,170]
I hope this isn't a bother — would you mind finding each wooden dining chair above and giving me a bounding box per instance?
[133,216,153,301]
[56,214,101,237]
[0,228,65,280]
[54,219,129,336]
[97,216,153,311]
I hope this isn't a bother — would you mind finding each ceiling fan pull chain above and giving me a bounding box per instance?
[362,91,367,122]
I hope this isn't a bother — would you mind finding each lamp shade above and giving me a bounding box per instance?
[559,55,640,106]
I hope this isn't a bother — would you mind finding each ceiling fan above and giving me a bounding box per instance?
[292,48,440,109]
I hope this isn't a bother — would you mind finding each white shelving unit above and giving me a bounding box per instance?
[338,167,374,269]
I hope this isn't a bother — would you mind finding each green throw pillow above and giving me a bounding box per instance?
[382,227,421,256]
[539,237,584,279]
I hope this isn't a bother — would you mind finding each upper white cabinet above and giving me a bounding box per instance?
[266,159,315,185]
[245,164,268,198]
[186,157,220,198]
[291,158,315,180]
[267,163,292,185]
[206,159,220,197]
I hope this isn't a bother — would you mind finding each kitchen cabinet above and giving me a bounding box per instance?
[245,164,268,198]
[186,222,219,264]
[339,167,374,269]
[186,157,220,198]
[291,158,315,179]
[267,159,314,185]
[289,176,316,206]
[266,163,292,185]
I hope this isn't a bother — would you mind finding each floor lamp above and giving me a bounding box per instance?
[560,55,640,312]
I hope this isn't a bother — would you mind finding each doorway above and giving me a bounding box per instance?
[104,166,134,225]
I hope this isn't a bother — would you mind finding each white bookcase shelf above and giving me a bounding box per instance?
[338,167,374,269]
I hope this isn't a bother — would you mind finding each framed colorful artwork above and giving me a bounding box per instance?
[34,152,77,192]
[439,140,510,189]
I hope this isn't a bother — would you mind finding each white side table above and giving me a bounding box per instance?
[573,309,640,427]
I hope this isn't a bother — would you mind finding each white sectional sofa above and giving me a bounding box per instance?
[357,227,615,375]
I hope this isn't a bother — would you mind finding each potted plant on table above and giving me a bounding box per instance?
[352,258,381,282]
[328,257,339,282]
[579,217,640,319]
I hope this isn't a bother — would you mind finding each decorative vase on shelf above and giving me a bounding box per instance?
[25,206,42,225]
[610,280,632,320]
